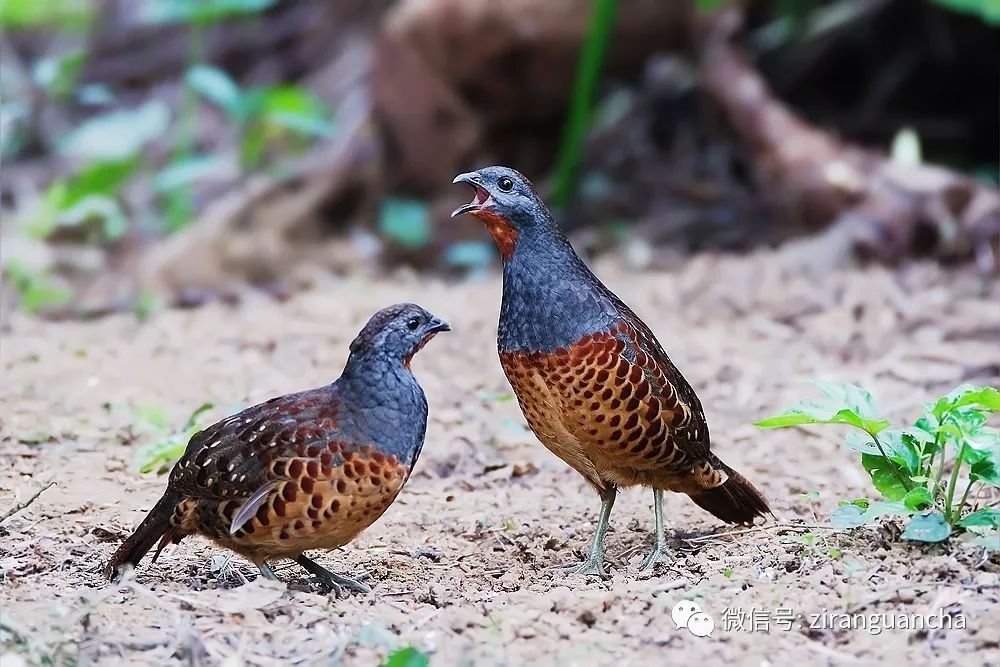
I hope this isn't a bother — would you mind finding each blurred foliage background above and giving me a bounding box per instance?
[0,0,997,318]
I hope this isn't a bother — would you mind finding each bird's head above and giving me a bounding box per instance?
[349,303,450,367]
[451,166,551,259]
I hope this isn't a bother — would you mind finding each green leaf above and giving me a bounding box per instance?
[57,194,127,240]
[845,429,920,474]
[901,511,951,543]
[256,85,333,137]
[929,0,1000,26]
[187,65,243,116]
[3,260,72,313]
[135,403,214,474]
[695,0,729,13]
[61,158,138,206]
[381,647,429,667]
[862,501,911,522]
[956,508,1000,529]
[861,453,909,501]
[378,198,431,249]
[755,381,890,434]
[902,486,933,512]
[0,0,95,30]
[847,497,870,511]
[154,154,232,192]
[969,529,1000,551]
[142,0,275,25]
[30,159,137,239]
[931,384,1000,419]
[61,100,170,161]
[32,50,85,99]
[830,504,866,529]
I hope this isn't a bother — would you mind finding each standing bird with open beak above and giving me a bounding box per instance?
[105,304,450,595]
[453,166,769,576]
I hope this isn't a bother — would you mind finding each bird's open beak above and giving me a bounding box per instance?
[451,172,493,218]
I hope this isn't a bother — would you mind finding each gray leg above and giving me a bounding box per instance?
[639,488,672,570]
[294,554,371,596]
[551,487,617,578]
[258,562,279,580]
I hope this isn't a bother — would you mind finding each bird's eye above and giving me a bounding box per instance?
[498,177,514,192]
[406,318,421,331]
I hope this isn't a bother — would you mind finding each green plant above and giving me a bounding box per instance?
[381,647,429,667]
[930,0,1000,25]
[3,261,72,313]
[135,403,214,474]
[549,0,618,210]
[0,0,95,31]
[141,0,276,231]
[757,382,999,545]
[187,64,333,171]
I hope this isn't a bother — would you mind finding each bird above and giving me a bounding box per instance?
[452,166,770,576]
[105,303,450,594]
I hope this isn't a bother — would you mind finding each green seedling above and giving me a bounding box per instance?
[135,402,214,474]
[757,382,999,546]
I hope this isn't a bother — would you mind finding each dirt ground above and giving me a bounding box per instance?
[2,248,998,666]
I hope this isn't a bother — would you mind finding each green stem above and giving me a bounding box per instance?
[550,0,618,210]
[932,431,947,496]
[955,478,975,521]
[944,440,967,523]
[869,431,911,493]
[166,22,206,232]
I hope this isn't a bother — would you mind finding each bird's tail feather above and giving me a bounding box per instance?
[688,463,770,525]
[104,492,179,580]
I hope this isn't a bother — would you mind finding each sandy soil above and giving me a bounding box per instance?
[2,250,998,666]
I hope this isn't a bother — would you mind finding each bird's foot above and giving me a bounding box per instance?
[638,543,672,571]
[316,571,372,597]
[294,554,371,596]
[547,554,610,579]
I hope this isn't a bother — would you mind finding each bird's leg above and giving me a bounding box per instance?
[550,486,616,578]
[257,562,279,581]
[639,488,672,570]
[294,554,371,596]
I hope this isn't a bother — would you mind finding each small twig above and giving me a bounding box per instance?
[680,521,841,544]
[0,481,55,523]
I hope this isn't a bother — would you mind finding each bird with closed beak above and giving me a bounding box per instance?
[105,304,449,595]
[453,166,770,576]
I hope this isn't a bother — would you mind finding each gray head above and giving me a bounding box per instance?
[348,303,450,364]
[451,166,555,259]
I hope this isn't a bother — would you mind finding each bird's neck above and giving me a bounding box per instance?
[337,353,427,462]
[499,225,616,353]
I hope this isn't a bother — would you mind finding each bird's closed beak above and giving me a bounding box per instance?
[452,172,492,218]
[427,317,451,334]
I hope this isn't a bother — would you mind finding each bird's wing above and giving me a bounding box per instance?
[547,315,716,481]
[614,316,713,461]
[167,386,347,501]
